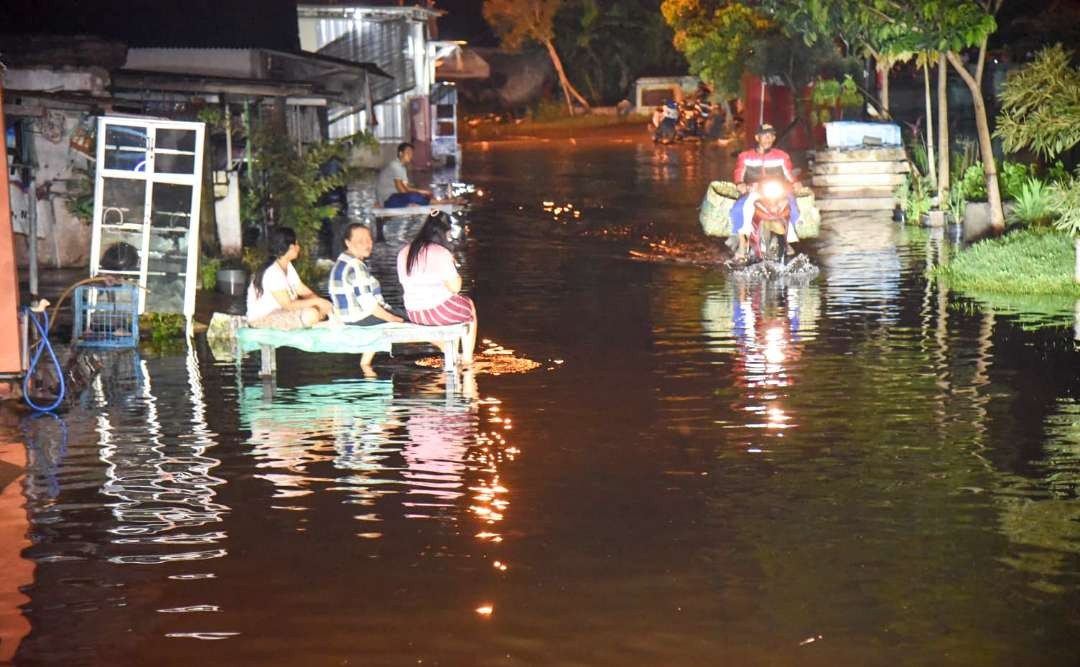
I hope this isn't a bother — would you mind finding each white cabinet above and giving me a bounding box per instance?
[89,117,205,320]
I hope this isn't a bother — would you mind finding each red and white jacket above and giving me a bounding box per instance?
[734,148,796,185]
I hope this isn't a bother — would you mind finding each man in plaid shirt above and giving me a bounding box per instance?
[329,223,405,326]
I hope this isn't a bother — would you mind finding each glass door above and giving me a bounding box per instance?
[90,117,205,320]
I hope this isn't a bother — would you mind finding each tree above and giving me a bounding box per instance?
[757,0,913,118]
[554,0,687,105]
[483,0,591,115]
[660,0,773,96]
[995,44,1080,281]
[867,0,1005,231]
[995,44,1080,160]
[744,31,859,140]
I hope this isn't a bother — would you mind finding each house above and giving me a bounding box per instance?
[297,2,468,166]
[2,35,388,280]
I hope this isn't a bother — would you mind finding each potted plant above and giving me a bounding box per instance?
[960,162,992,237]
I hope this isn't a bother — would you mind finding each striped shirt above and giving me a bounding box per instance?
[733,147,796,185]
[328,252,388,323]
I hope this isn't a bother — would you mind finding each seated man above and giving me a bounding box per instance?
[730,124,800,260]
[376,142,432,208]
[329,223,406,370]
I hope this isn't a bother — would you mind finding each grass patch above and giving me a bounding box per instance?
[932,229,1080,297]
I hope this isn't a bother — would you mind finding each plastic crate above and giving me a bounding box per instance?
[72,284,140,348]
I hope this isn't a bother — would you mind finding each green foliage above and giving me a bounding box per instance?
[554,0,686,104]
[196,107,227,130]
[960,163,988,202]
[1011,178,1056,227]
[1048,178,1080,237]
[533,97,569,121]
[1048,161,1071,184]
[896,171,932,224]
[947,182,966,220]
[746,33,859,109]
[140,312,187,344]
[199,256,221,291]
[661,0,773,93]
[759,0,913,70]
[62,167,95,224]
[242,246,268,276]
[909,140,930,179]
[995,45,1080,160]
[338,129,380,153]
[242,129,349,283]
[998,161,1036,201]
[484,0,561,48]
[950,138,978,185]
[932,229,1080,297]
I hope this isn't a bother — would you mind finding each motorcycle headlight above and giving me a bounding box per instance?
[762,180,785,201]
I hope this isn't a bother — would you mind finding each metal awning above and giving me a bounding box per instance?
[117,48,391,107]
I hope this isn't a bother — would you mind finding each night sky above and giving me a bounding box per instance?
[2,0,1077,54]
[0,0,497,50]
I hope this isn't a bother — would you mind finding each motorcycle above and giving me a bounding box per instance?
[748,179,793,265]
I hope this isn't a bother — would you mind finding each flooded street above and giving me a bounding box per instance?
[5,137,1080,665]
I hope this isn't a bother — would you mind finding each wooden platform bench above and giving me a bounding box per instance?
[370,202,464,241]
[236,321,469,379]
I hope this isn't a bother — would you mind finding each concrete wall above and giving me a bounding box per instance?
[7,110,93,269]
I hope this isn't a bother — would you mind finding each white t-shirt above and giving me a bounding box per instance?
[396,244,458,311]
[246,261,301,321]
[376,158,408,204]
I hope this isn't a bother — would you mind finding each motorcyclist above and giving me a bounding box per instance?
[730,124,801,262]
[654,99,680,143]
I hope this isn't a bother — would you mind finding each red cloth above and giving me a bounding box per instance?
[407,294,476,326]
[734,147,796,185]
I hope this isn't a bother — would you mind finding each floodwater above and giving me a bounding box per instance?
[4,137,1080,665]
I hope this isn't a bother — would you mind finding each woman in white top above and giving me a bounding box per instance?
[246,227,332,330]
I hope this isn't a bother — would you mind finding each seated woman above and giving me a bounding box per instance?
[395,211,478,365]
[246,227,333,330]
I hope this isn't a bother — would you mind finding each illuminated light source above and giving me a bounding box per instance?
[476,604,494,616]
[761,179,785,201]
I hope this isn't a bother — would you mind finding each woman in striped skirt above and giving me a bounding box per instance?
[396,211,478,365]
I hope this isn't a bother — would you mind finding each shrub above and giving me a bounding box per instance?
[1011,178,1056,226]
[960,163,988,202]
[1048,178,1080,237]
[999,161,1036,201]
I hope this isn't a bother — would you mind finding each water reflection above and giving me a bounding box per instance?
[817,212,902,320]
[238,372,519,538]
[701,278,821,442]
[0,414,33,663]
[97,348,228,564]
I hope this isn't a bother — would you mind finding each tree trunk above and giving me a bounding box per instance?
[543,39,590,116]
[723,99,736,132]
[1075,236,1080,284]
[923,60,937,190]
[879,67,890,118]
[937,52,950,200]
[947,48,1005,233]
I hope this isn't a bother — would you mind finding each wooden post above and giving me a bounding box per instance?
[259,344,275,378]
